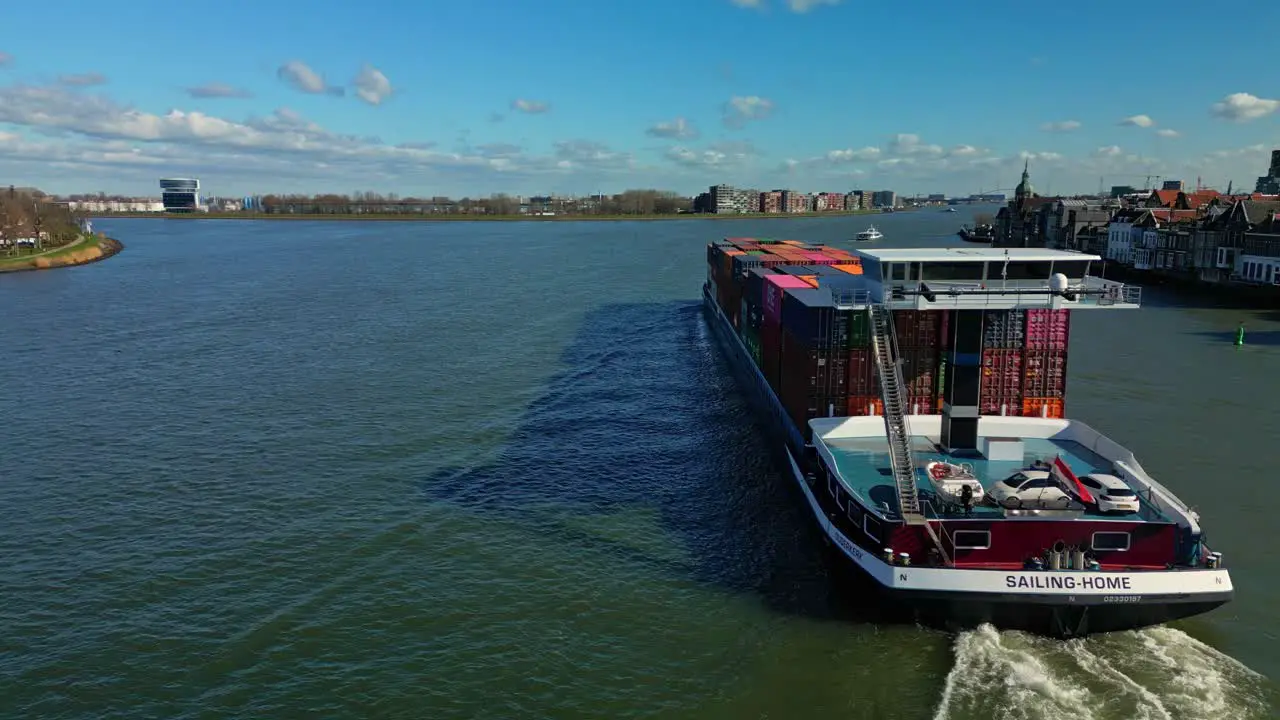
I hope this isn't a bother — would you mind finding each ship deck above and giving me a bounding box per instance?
[821,433,1171,523]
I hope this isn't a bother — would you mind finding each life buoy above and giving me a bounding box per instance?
[929,464,948,480]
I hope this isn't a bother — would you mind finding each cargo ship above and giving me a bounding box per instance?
[703,239,1232,637]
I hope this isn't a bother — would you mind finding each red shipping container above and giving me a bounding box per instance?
[847,348,877,396]
[1023,350,1067,398]
[901,348,939,397]
[906,390,938,415]
[1025,309,1071,351]
[979,348,1023,415]
[893,310,942,348]
[938,310,951,350]
[779,329,848,402]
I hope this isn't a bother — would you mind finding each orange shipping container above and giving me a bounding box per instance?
[833,263,864,275]
[1022,397,1064,419]
[846,395,884,416]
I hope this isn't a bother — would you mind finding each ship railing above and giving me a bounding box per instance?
[878,278,1142,309]
[831,289,872,307]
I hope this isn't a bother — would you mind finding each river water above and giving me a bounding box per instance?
[1,210,1276,719]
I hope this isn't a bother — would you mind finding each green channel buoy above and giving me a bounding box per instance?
[1235,323,1246,347]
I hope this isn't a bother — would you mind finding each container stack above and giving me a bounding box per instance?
[1021,309,1069,418]
[707,237,967,443]
[778,288,849,433]
[979,310,1027,416]
[894,310,946,415]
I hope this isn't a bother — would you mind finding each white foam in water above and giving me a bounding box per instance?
[932,624,1271,720]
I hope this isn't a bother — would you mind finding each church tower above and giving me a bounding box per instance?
[1014,159,1035,201]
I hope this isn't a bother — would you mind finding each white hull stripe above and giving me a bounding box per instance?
[783,448,1233,601]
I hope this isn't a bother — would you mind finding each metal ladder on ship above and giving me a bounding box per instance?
[868,305,952,566]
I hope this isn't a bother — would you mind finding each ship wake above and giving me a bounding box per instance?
[931,624,1271,720]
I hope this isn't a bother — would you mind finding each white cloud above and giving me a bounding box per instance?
[553,140,633,171]
[666,141,755,169]
[1210,92,1280,122]
[277,61,343,97]
[646,117,698,139]
[1119,114,1155,128]
[889,133,943,156]
[186,82,252,99]
[1018,151,1063,162]
[353,64,392,106]
[723,95,773,128]
[1040,120,1081,132]
[0,51,12,66]
[946,145,986,157]
[1093,145,1123,157]
[1155,129,1180,138]
[825,146,880,162]
[666,146,729,167]
[510,98,550,114]
[0,82,643,195]
[58,73,108,87]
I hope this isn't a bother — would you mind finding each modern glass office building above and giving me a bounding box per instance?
[159,178,200,212]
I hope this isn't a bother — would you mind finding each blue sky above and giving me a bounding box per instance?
[1,0,1279,199]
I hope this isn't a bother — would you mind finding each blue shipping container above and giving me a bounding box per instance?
[781,287,846,347]
[746,267,773,310]
[733,253,767,275]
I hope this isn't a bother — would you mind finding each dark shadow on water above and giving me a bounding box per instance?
[1190,330,1280,347]
[418,301,913,626]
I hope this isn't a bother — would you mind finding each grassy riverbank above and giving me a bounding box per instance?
[0,234,124,273]
[96,209,884,222]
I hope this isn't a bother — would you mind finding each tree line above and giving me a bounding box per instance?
[0,186,82,254]
[256,189,693,216]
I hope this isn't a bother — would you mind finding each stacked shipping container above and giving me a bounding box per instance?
[707,239,1074,442]
[1022,309,1069,418]
[894,310,944,415]
[972,308,1071,418]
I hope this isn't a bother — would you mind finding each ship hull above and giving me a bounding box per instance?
[701,287,1231,638]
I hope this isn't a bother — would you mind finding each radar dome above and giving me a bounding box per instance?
[1050,273,1069,292]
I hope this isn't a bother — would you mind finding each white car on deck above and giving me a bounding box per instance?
[1077,473,1141,514]
[989,470,1074,510]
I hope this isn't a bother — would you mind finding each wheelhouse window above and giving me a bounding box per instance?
[999,261,1054,281]
[847,501,862,525]
[1091,532,1131,552]
[953,530,991,550]
[863,515,882,544]
[920,262,985,282]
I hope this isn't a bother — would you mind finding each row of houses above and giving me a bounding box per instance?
[995,161,1280,289]
[696,185,898,214]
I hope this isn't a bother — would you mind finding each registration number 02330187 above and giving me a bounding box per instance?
[1102,595,1141,604]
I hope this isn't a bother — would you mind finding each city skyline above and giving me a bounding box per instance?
[1,0,1279,198]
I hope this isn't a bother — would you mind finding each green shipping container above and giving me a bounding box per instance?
[742,325,762,366]
[848,311,871,348]
[937,357,947,397]
[746,249,766,255]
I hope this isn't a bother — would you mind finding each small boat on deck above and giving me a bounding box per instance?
[856,225,884,242]
[925,460,985,506]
